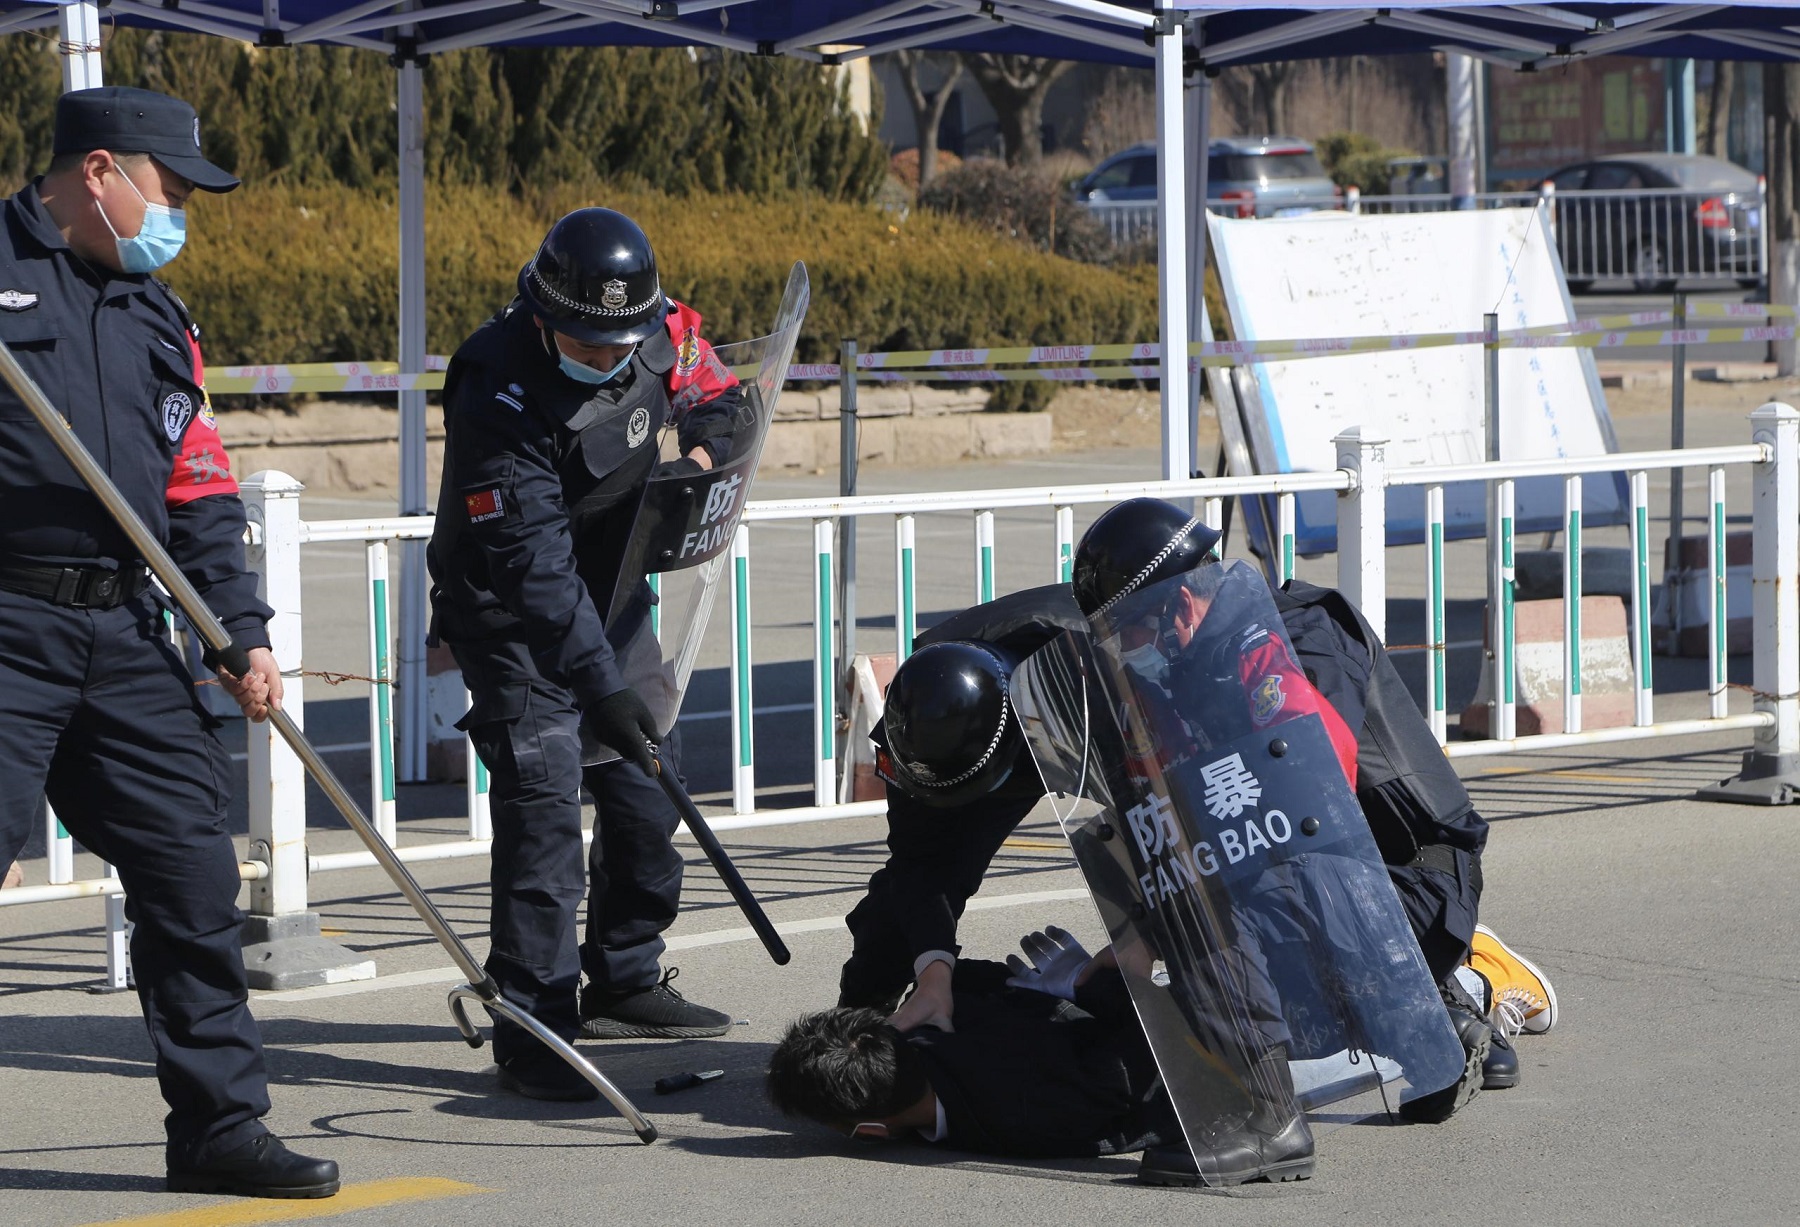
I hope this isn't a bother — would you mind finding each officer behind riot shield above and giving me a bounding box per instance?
[839,498,1508,1181]
[427,208,741,1102]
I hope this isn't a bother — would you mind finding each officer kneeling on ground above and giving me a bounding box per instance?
[840,498,1515,1182]
[428,208,740,1101]
[0,87,336,1197]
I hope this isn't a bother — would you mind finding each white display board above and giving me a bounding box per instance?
[1206,206,1624,550]
[1209,206,1614,469]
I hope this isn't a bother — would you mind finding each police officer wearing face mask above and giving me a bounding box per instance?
[428,208,741,1101]
[0,87,338,1197]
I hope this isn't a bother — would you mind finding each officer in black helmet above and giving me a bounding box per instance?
[841,498,1512,1143]
[428,208,740,1100]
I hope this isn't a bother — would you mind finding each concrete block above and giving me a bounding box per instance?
[841,652,898,804]
[1694,362,1782,384]
[971,412,1054,458]
[423,641,469,783]
[1651,530,1752,657]
[1514,547,1634,600]
[240,912,376,990]
[894,416,980,467]
[1460,595,1635,737]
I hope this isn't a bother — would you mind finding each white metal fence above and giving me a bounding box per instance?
[1087,181,1771,288]
[6,407,1796,983]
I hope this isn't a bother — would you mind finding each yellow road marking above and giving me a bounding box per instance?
[1002,838,1067,851]
[83,1177,492,1227]
[1478,767,1651,783]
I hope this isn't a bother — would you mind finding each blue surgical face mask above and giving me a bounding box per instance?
[97,168,186,274]
[555,340,633,386]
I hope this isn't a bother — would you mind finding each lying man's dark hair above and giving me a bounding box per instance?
[766,1007,930,1126]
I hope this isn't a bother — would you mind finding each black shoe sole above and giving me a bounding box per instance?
[578,1018,732,1040]
[497,1066,602,1102]
[166,1173,340,1199]
[1137,1158,1316,1188]
[1482,1069,1521,1090]
[1398,1031,1490,1124]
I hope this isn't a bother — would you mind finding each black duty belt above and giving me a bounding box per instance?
[1406,843,1464,877]
[0,563,152,610]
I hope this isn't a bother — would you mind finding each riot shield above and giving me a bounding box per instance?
[582,263,810,766]
[1010,560,1466,1182]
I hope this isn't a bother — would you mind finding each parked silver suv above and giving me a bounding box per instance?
[1075,136,1341,217]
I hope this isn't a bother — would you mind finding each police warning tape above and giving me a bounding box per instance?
[206,304,1796,393]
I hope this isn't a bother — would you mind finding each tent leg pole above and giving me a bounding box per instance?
[1154,13,1192,484]
[397,54,429,783]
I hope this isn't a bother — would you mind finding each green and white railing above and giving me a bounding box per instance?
[9,411,1796,1001]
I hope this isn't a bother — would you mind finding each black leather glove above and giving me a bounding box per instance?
[583,687,659,773]
[654,456,705,480]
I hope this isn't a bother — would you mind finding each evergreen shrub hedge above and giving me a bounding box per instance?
[171,182,1158,380]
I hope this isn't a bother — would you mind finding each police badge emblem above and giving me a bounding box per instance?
[0,289,37,312]
[626,406,651,448]
[601,279,629,310]
[675,327,701,377]
[161,391,195,443]
[1250,674,1286,724]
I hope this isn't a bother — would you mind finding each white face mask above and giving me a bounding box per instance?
[1120,643,1170,685]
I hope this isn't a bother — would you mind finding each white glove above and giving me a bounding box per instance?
[1004,926,1092,1001]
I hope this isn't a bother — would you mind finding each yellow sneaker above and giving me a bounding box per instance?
[1468,924,1557,1035]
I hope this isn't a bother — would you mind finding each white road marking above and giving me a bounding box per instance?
[258,887,1087,1003]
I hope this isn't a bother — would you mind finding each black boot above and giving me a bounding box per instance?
[167,1134,339,1199]
[1482,1023,1521,1089]
[1137,1114,1316,1187]
[496,1044,602,1102]
[1399,983,1492,1124]
[1136,1048,1316,1187]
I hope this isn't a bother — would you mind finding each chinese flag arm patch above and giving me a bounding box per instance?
[464,486,506,523]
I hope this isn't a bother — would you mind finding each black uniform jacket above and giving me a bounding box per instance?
[852,586,1088,972]
[0,182,270,646]
[1272,579,1488,859]
[906,960,1172,1158]
[427,299,737,712]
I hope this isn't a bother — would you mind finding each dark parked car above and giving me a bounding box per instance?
[1544,153,1764,293]
[1075,137,1341,217]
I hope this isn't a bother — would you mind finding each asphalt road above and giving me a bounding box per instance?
[1,729,1795,1227]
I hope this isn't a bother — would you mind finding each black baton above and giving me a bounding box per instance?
[650,747,790,966]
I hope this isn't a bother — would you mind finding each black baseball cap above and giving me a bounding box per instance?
[54,86,239,193]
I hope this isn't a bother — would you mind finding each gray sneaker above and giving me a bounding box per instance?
[579,968,732,1039]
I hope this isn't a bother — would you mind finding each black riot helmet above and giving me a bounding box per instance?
[517,207,667,346]
[881,641,1021,807]
[1072,497,1223,617]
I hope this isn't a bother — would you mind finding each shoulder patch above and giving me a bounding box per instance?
[161,391,195,443]
[675,325,701,377]
[1250,674,1286,724]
